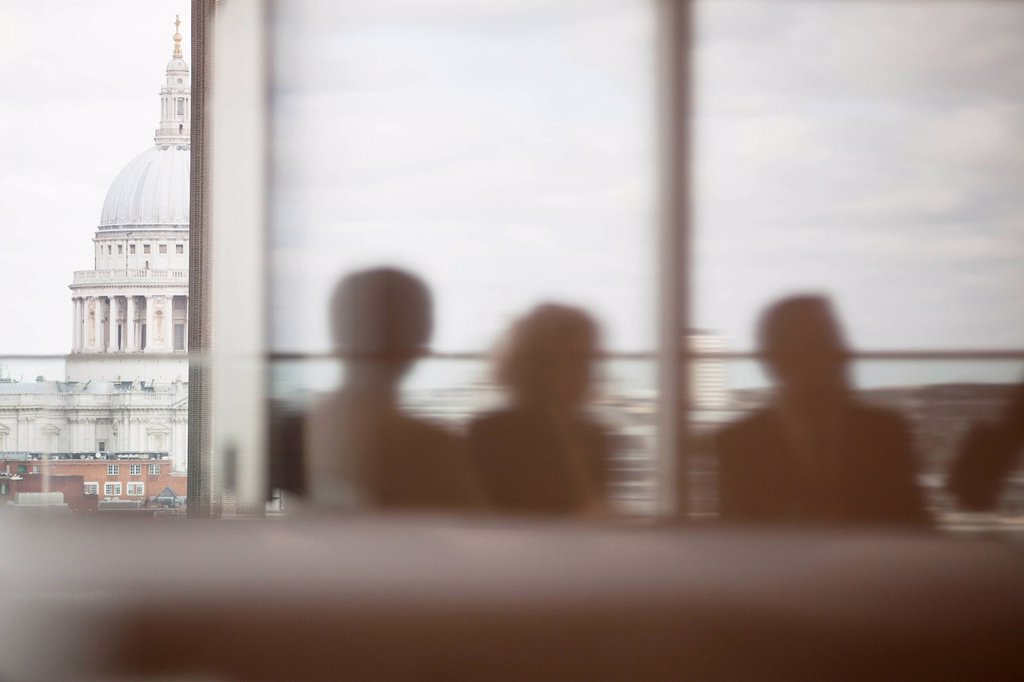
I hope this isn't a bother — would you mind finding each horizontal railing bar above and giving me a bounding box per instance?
[4,350,1024,361]
[265,349,1024,362]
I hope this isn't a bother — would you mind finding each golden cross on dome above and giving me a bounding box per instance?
[173,15,183,58]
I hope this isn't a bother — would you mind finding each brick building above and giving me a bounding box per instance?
[1,455,187,516]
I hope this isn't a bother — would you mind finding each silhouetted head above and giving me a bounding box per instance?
[496,304,600,410]
[758,295,850,408]
[330,267,432,386]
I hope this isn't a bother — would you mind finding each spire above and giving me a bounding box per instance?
[154,16,191,146]
[173,15,183,58]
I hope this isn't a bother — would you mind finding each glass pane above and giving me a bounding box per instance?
[270,0,658,354]
[689,358,1024,527]
[268,1,661,516]
[693,0,1024,351]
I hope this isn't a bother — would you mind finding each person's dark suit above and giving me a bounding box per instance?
[715,402,929,525]
[468,408,609,516]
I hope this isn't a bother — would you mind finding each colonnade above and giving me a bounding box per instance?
[71,294,188,353]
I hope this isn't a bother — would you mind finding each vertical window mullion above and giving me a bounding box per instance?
[655,0,694,519]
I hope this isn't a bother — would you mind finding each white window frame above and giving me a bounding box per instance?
[104,482,122,497]
[129,463,142,476]
[210,0,269,509]
[83,482,99,496]
[149,463,161,475]
[127,482,145,497]
[107,464,119,476]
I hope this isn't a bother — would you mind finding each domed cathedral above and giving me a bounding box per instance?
[68,18,191,384]
[0,21,190,484]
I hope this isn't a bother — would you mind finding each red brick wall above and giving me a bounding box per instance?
[5,473,100,515]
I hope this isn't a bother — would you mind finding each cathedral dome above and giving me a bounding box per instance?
[98,16,191,232]
[98,142,190,229]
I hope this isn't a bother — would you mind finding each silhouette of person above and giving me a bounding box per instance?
[468,304,611,516]
[948,382,1024,511]
[304,267,484,511]
[715,295,928,525]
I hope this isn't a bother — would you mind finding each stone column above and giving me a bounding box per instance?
[145,296,155,352]
[77,298,85,352]
[86,297,99,351]
[172,415,188,472]
[67,417,77,453]
[21,417,35,451]
[114,294,122,350]
[104,297,115,352]
[106,296,115,350]
[153,295,167,352]
[126,295,137,352]
[71,298,80,352]
[95,298,104,352]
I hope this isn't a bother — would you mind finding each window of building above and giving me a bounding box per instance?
[130,244,136,254]
[118,244,123,255]
[83,482,99,496]
[17,465,27,474]
[174,323,185,351]
[129,463,142,476]
[107,245,112,255]
[107,464,119,476]
[103,482,122,497]
[143,244,151,254]
[97,440,106,452]
[149,463,160,475]
[176,244,184,254]
[127,482,145,497]
[176,97,185,115]
[159,244,168,254]
[31,465,39,474]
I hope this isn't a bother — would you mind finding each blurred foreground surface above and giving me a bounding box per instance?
[1,516,1023,681]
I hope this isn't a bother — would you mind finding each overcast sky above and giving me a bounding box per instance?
[2,0,1022,358]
